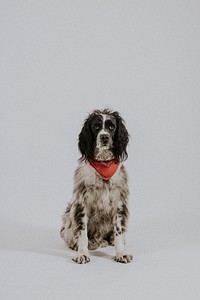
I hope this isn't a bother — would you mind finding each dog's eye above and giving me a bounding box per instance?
[109,125,115,130]
[94,125,100,130]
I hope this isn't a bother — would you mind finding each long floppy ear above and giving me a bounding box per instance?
[112,111,129,161]
[78,115,95,162]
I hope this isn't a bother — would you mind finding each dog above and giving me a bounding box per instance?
[60,109,132,264]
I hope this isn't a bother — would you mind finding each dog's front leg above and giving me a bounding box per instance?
[72,204,90,264]
[113,208,133,264]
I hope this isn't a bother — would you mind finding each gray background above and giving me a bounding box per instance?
[0,1,200,299]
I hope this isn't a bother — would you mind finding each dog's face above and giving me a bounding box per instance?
[91,114,117,149]
[91,114,117,161]
[78,109,129,162]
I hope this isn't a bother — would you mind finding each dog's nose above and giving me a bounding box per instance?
[100,134,109,144]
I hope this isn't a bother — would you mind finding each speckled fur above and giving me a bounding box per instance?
[60,109,133,264]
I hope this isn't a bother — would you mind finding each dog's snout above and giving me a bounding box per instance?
[100,134,109,144]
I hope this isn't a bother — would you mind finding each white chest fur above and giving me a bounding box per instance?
[73,162,127,214]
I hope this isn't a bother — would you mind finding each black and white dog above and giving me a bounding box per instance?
[60,109,132,264]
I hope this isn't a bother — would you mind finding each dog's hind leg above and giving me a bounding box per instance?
[88,239,99,250]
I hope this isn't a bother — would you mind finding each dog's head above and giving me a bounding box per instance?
[78,109,129,162]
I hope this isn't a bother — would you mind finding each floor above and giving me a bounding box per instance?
[1,214,199,300]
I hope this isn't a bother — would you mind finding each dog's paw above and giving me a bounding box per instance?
[113,254,133,264]
[88,239,99,250]
[72,255,90,264]
[99,239,109,248]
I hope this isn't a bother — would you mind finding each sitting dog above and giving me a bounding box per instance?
[60,109,133,264]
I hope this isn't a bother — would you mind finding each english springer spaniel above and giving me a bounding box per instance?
[60,109,132,264]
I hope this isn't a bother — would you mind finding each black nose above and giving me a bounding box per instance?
[100,134,109,144]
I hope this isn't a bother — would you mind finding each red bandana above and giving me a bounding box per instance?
[90,160,120,181]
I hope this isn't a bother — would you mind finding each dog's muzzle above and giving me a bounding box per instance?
[100,134,109,146]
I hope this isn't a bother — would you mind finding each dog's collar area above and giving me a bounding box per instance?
[89,160,120,181]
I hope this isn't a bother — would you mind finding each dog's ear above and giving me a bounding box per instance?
[78,115,95,162]
[112,111,129,161]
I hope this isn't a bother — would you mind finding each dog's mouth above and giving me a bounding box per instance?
[98,144,110,149]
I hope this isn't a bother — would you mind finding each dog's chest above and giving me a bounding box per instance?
[75,162,127,213]
[93,181,113,211]
[86,177,121,215]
